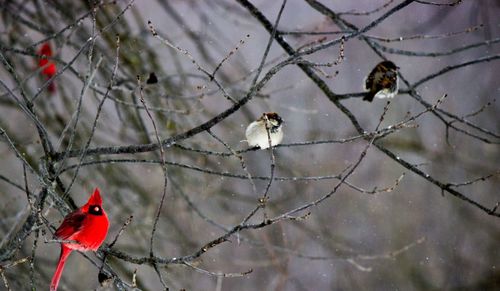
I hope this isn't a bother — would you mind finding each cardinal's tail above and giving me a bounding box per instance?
[50,245,72,291]
[363,91,376,102]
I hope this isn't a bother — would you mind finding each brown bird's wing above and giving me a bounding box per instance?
[364,66,383,101]
[364,67,376,91]
[54,209,86,240]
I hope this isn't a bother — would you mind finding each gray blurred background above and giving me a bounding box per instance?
[0,0,499,290]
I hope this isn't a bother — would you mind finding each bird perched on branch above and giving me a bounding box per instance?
[245,112,284,149]
[50,188,109,291]
[363,60,399,102]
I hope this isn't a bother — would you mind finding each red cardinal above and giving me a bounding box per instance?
[50,188,109,291]
[37,43,57,93]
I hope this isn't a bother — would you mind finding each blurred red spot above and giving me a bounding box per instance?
[37,42,57,93]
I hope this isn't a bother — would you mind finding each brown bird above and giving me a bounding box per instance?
[363,60,399,102]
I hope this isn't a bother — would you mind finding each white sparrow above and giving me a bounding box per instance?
[245,112,284,149]
[363,60,399,102]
